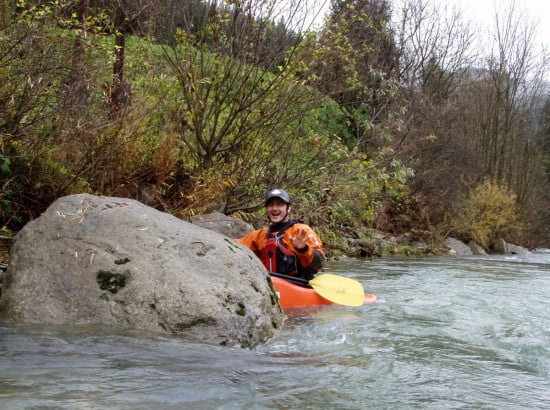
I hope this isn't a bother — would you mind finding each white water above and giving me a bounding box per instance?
[1,252,549,409]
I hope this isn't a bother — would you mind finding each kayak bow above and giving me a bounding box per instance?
[270,274,377,309]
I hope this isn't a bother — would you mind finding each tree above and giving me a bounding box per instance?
[304,0,402,152]
[391,0,549,245]
[154,1,312,168]
[538,96,550,175]
[387,0,480,233]
[106,0,153,113]
[1,1,95,228]
[447,178,523,248]
[465,2,548,205]
[0,1,153,230]
[109,0,128,112]
[126,0,350,216]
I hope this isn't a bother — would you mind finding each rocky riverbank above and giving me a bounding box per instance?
[327,232,532,258]
[190,212,533,258]
[0,209,533,301]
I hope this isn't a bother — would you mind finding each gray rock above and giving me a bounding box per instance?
[396,232,413,245]
[191,212,254,238]
[490,239,530,255]
[490,238,509,254]
[0,194,284,347]
[396,232,427,251]
[508,244,532,255]
[468,241,488,255]
[444,237,473,256]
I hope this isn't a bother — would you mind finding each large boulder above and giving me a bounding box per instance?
[0,194,284,347]
[190,212,254,238]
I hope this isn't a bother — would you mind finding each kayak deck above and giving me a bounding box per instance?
[271,276,377,309]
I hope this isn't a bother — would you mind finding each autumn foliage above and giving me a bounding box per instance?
[447,179,524,248]
[1,0,549,250]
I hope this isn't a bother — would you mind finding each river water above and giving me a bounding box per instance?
[1,252,549,409]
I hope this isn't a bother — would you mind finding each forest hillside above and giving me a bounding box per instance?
[1,0,549,259]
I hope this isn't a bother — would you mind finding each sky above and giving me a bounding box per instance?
[304,0,550,50]
[445,0,550,49]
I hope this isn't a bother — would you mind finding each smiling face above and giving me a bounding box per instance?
[266,198,291,224]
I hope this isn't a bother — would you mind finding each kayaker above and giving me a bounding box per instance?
[236,189,326,280]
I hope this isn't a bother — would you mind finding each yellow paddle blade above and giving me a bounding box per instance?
[309,274,365,307]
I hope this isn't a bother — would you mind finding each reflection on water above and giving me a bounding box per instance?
[1,252,549,408]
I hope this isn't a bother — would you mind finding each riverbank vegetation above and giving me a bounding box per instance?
[1,0,549,257]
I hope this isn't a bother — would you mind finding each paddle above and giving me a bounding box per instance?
[269,271,312,287]
[269,272,365,307]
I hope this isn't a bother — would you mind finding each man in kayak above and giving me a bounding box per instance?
[236,189,326,280]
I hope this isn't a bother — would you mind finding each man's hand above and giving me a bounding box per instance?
[291,228,308,251]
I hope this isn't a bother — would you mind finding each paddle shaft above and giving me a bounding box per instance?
[269,271,312,288]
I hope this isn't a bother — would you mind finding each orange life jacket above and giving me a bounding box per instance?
[261,230,299,275]
[259,220,318,277]
[235,219,325,280]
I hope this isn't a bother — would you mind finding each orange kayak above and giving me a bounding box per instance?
[271,276,377,309]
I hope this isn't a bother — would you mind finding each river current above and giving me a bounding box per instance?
[1,251,549,409]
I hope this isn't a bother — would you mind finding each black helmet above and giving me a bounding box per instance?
[265,188,291,205]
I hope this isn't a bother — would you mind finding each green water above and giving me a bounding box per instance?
[1,252,549,409]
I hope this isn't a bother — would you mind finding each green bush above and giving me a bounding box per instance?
[448,179,523,247]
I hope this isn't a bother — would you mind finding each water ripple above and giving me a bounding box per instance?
[1,253,549,408]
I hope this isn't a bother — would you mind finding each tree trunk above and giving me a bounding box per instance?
[111,0,129,113]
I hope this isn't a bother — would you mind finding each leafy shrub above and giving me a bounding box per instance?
[448,179,523,247]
